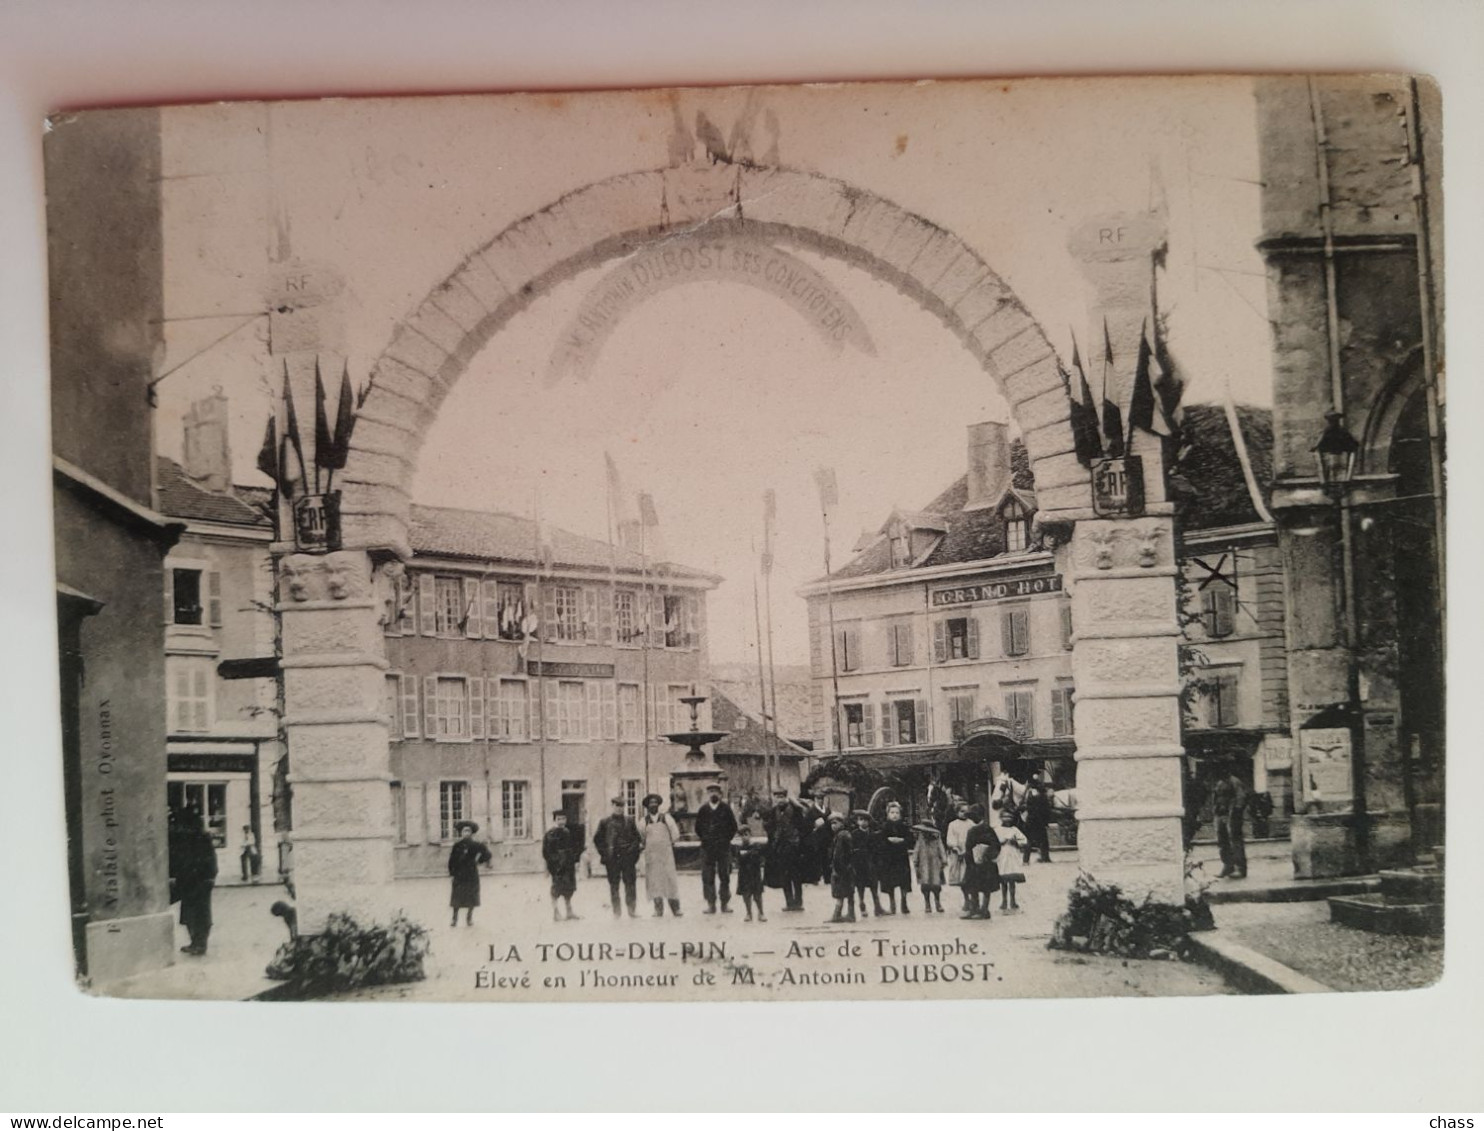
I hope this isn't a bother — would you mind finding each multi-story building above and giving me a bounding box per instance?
[382,505,720,875]
[800,411,1290,838]
[157,394,282,884]
[1254,75,1444,873]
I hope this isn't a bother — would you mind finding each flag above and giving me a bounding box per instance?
[1068,332,1103,466]
[255,415,278,482]
[281,361,309,495]
[325,362,357,470]
[1126,318,1173,441]
[313,358,334,475]
[761,489,777,575]
[1152,320,1185,431]
[638,492,659,528]
[1100,319,1125,459]
[814,466,838,511]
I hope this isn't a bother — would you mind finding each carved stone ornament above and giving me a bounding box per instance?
[281,554,314,602]
[1088,527,1118,570]
[323,550,368,601]
[1134,523,1166,568]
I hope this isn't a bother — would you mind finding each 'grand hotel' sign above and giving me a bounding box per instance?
[931,573,1063,607]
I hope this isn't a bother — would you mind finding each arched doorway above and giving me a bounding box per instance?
[275,161,1188,928]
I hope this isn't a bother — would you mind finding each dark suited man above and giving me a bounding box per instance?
[694,783,739,914]
[764,788,807,912]
[593,797,644,917]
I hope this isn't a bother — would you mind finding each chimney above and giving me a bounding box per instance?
[965,420,1010,510]
[182,389,232,494]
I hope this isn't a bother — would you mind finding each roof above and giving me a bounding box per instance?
[710,687,810,760]
[820,408,1272,582]
[155,458,272,528]
[410,503,719,584]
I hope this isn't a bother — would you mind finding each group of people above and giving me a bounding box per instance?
[448,777,1064,927]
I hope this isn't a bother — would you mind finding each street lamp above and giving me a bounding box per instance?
[1311,411,1370,872]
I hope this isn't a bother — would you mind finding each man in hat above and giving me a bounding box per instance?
[763,787,807,912]
[448,820,492,927]
[542,810,582,922]
[693,782,739,914]
[639,793,683,916]
[593,796,643,918]
[1021,778,1055,865]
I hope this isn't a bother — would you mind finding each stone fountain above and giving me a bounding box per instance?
[661,688,727,841]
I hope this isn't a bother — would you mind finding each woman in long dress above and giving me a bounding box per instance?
[639,793,683,917]
[447,820,493,927]
[944,801,973,911]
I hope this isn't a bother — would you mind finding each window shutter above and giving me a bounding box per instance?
[425,783,442,844]
[401,674,420,738]
[544,681,559,741]
[207,570,223,627]
[1018,608,1031,655]
[684,595,699,649]
[464,578,483,638]
[468,677,485,739]
[586,681,602,740]
[602,682,617,740]
[418,574,437,635]
[526,681,540,742]
[1219,676,1238,726]
[863,702,876,747]
[403,782,425,845]
[933,620,947,663]
[522,582,539,638]
[1214,588,1236,638]
[649,593,664,648]
[164,567,175,624]
[543,588,558,642]
[193,665,210,731]
[968,615,981,660]
[582,587,599,642]
[916,698,931,745]
[1200,589,1216,636]
[900,623,914,666]
[424,677,440,740]
[599,587,615,644]
[481,580,500,638]
[1051,689,1067,737]
[1001,610,1015,655]
[1061,603,1074,650]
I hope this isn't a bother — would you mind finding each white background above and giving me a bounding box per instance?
[2,0,1481,1114]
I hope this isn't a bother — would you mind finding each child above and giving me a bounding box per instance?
[736,826,767,922]
[996,808,1029,912]
[850,810,886,917]
[827,814,855,923]
[911,822,948,913]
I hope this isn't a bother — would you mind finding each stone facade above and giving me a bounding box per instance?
[1255,76,1445,874]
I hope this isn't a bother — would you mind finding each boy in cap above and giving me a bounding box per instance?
[448,820,492,927]
[850,810,886,918]
[827,813,856,923]
[736,824,767,922]
[542,810,581,922]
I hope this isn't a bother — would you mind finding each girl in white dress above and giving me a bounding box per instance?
[994,806,1028,912]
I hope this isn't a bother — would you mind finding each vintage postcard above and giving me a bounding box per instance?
[47,75,1444,1004]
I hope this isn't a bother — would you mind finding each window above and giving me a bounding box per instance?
[937,616,979,661]
[495,679,529,742]
[400,674,421,738]
[1060,602,1074,651]
[495,581,528,640]
[1001,497,1031,553]
[615,589,640,645]
[1201,586,1237,638]
[433,576,464,637]
[439,781,470,841]
[888,622,914,666]
[836,625,860,672]
[429,676,469,741]
[169,781,228,848]
[889,522,912,569]
[618,683,642,741]
[621,779,642,820]
[948,692,977,741]
[663,594,686,648]
[1004,687,1036,740]
[167,656,214,734]
[842,701,876,749]
[556,680,586,741]
[501,780,530,840]
[1002,606,1030,656]
[171,568,203,625]
[1051,685,1075,738]
[1205,673,1240,729]
[550,586,582,642]
[890,699,924,746]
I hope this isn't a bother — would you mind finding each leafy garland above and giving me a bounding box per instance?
[265,911,430,999]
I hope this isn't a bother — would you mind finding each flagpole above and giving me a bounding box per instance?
[821,503,843,760]
[639,512,651,797]
[533,488,547,829]
[751,564,772,793]
[763,554,781,791]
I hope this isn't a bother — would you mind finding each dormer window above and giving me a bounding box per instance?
[889,522,912,569]
[1000,497,1031,553]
